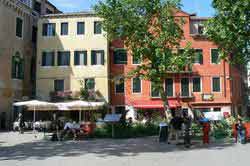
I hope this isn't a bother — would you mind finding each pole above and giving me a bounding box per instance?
[79,109,82,122]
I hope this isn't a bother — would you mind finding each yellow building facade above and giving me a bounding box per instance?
[36,12,109,102]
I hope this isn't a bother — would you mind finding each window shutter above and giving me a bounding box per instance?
[101,50,104,65]
[42,24,47,36]
[52,24,56,36]
[11,57,16,78]
[74,51,78,65]
[199,53,203,64]
[91,51,96,65]
[166,78,173,97]
[42,52,46,66]
[52,52,55,66]
[84,51,87,65]
[20,59,24,79]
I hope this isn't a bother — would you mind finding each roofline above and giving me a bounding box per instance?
[46,0,62,13]
[41,11,96,18]
[190,16,212,20]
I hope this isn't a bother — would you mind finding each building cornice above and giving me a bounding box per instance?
[41,11,97,19]
[0,0,39,18]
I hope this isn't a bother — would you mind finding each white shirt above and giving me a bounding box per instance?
[64,122,73,130]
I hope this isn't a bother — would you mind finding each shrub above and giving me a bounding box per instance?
[93,122,159,139]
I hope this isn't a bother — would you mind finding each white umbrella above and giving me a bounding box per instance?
[13,100,55,133]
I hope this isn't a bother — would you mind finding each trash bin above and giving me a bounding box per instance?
[159,122,168,143]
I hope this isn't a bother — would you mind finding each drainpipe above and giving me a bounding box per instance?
[223,60,227,98]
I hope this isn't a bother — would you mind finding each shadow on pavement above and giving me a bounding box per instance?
[0,135,238,161]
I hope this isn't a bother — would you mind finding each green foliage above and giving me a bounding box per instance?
[95,0,194,111]
[205,0,250,64]
[211,120,232,139]
[93,123,158,138]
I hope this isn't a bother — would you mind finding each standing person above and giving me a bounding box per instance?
[170,115,183,144]
[202,121,210,144]
[237,119,246,144]
[18,112,25,134]
[183,110,192,148]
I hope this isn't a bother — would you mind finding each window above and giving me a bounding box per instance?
[193,49,203,64]
[115,78,124,93]
[57,51,70,66]
[61,22,68,35]
[198,24,204,34]
[12,52,24,79]
[54,80,64,92]
[91,50,104,65]
[165,78,174,97]
[74,51,87,66]
[42,51,55,66]
[85,78,95,90]
[214,108,221,112]
[115,106,125,114]
[181,78,189,96]
[77,22,85,35]
[211,49,220,64]
[114,49,127,64]
[16,17,23,38]
[151,82,160,97]
[132,77,141,93]
[193,77,201,92]
[34,1,41,14]
[212,77,221,92]
[132,55,141,64]
[94,21,102,34]
[32,26,37,43]
[42,23,56,36]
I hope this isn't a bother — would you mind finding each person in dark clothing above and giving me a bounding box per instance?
[183,110,192,148]
[170,115,183,144]
[18,113,25,134]
[236,119,246,144]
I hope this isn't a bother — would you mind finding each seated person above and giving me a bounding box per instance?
[60,120,77,140]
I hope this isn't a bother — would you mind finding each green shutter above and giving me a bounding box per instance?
[193,77,201,92]
[20,59,24,79]
[181,78,189,96]
[101,50,104,65]
[166,78,173,97]
[212,49,219,64]
[11,57,16,78]
[84,51,87,65]
[91,51,95,65]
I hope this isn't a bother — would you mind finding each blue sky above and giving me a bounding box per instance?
[49,0,215,17]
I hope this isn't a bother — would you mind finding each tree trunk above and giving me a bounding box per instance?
[159,85,170,122]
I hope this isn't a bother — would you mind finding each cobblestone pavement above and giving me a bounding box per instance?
[0,131,249,166]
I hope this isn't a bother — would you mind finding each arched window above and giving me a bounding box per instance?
[11,52,24,79]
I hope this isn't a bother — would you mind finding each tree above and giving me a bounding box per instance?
[94,0,194,120]
[205,0,250,64]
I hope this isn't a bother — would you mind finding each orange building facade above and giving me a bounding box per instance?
[109,10,244,116]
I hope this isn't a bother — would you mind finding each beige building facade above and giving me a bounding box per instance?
[0,0,59,129]
[36,12,109,103]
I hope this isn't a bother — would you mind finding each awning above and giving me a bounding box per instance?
[131,99,180,109]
